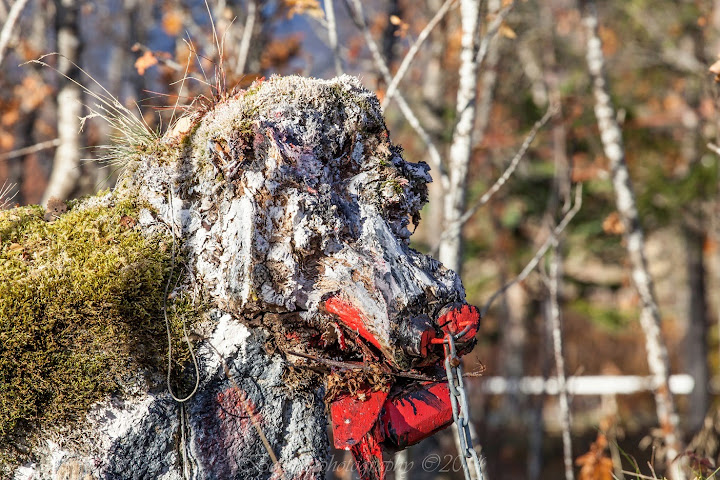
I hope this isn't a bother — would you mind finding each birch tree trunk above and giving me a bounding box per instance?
[583,6,685,479]
[43,0,82,204]
[547,245,574,480]
[437,0,481,274]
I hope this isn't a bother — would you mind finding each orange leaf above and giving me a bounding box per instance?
[602,212,624,235]
[576,433,614,480]
[135,51,158,76]
[162,10,183,36]
[0,131,13,150]
[284,0,324,19]
[499,22,517,39]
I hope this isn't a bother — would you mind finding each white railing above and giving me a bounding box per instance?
[479,374,695,395]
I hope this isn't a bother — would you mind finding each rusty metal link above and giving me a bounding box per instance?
[443,333,485,480]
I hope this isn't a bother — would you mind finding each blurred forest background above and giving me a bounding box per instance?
[3,0,720,479]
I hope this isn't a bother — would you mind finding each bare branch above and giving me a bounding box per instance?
[459,103,557,226]
[480,184,582,318]
[346,0,449,190]
[286,350,438,382]
[429,103,557,259]
[381,0,456,110]
[707,142,720,156]
[323,0,343,76]
[0,138,61,161]
[235,0,257,75]
[0,0,30,68]
[475,1,515,66]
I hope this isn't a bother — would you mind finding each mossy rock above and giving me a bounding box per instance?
[0,193,197,467]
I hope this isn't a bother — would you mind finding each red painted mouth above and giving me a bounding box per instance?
[324,296,480,361]
[324,297,481,480]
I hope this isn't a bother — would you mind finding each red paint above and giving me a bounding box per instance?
[380,383,453,448]
[430,304,480,345]
[215,386,263,439]
[350,423,386,480]
[330,383,454,449]
[330,389,389,448]
[327,301,481,479]
[335,322,348,350]
[324,296,383,351]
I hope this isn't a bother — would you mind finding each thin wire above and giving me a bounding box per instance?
[155,211,200,403]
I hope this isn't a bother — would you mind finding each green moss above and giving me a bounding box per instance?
[0,194,199,468]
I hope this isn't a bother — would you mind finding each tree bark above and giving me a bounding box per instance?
[547,244,574,480]
[583,5,685,479]
[683,224,709,434]
[43,0,82,204]
[0,0,30,68]
[438,0,481,274]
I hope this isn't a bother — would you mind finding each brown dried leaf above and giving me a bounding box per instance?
[135,51,158,76]
[576,434,614,480]
[602,212,625,235]
[389,15,409,38]
[44,197,67,222]
[0,131,13,150]
[119,215,137,229]
[284,0,324,19]
[499,22,517,39]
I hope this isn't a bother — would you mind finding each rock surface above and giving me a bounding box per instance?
[6,75,470,479]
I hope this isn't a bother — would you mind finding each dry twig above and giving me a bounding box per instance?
[346,0,449,190]
[381,0,456,109]
[0,0,29,68]
[0,138,61,161]
[480,184,582,318]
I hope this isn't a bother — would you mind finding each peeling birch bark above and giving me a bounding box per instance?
[584,7,685,479]
[6,76,475,480]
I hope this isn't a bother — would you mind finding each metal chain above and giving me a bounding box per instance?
[443,333,485,480]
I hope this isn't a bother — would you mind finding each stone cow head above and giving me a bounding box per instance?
[12,76,478,480]
[130,75,473,371]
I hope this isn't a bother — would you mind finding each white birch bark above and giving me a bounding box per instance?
[43,0,82,204]
[437,0,481,274]
[547,244,573,480]
[323,0,342,76]
[235,0,256,76]
[0,0,29,68]
[583,7,685,479]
